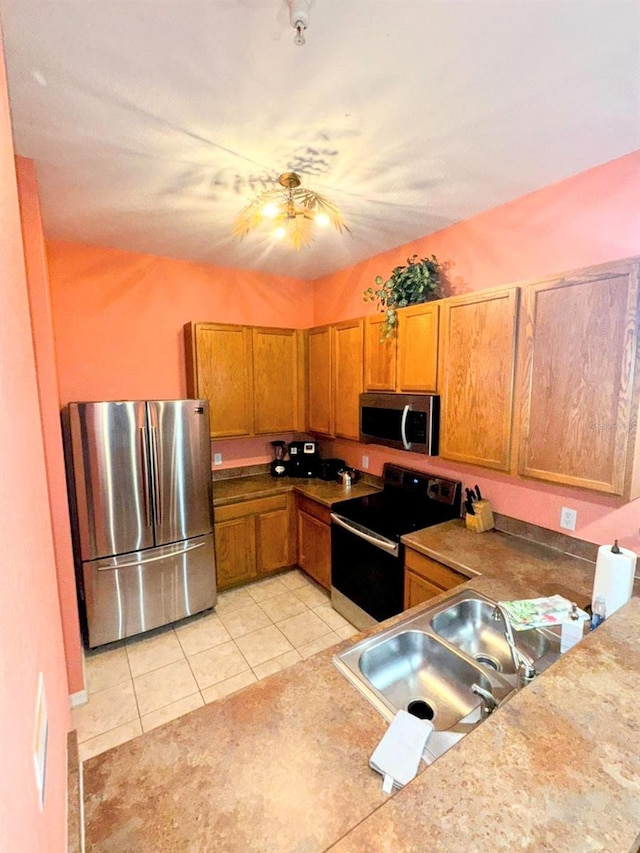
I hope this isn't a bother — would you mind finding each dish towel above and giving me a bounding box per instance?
[369,710,434,794]
[498,595,589,631]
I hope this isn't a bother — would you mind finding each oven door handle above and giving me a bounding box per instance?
[400,404,412,450]
[330,513,400,557]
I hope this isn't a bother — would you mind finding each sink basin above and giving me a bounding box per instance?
[431,597,557,675]
[334,587,561,763]
[358,630,496,731]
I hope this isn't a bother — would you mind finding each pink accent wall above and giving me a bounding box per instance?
[16,157,84,695]
[212,433,310,470]
[330,441,640,553]
[314,152,640,552]
[312,151,640,324]
[0,35,69,853]
[46,241,313,405]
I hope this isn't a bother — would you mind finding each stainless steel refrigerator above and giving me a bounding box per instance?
[64,400,216,647]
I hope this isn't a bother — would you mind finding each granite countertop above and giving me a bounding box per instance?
[82,523,640,852]
[213,472,381,508]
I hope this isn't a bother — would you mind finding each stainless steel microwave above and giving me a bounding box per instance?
[359,393,440,455]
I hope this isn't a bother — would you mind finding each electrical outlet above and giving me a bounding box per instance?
[213,453,222,466]
[560,507,577,531]
[361,454,369,470]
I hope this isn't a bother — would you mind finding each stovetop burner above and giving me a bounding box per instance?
[331,463,462,541]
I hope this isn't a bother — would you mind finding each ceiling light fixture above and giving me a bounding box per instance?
[233,171,349,250]
[288,0,313,46]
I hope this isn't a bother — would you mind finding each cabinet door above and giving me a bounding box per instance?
[518,260,640,497]
[253,328,301,434]
[364,315,396,391]
[397,303,439,392]
[256,501,295,574]
[439,287,519,471]
[333,319,364,440]
[297,510,331,590]
[185,323,254,438]
[404,571,442,610]
[307,326,333,435]
[214,516,257,590]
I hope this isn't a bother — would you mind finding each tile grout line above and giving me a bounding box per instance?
[123,636,143,732]
[173,628,208,713]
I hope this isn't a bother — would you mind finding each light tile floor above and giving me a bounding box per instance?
[72,570,358,761]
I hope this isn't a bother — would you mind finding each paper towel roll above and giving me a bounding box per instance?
[591,544,637,617]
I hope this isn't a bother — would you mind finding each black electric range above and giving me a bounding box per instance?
[330,463,462,629]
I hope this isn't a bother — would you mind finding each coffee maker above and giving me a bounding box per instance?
[270,441,288,478]
[288,440,319,478]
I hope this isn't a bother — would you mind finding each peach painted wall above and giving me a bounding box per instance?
[0,34,69,853]
[315,153,640,552]
[312,151,640,324]
[47,241,313,405]
[16,157,84,696]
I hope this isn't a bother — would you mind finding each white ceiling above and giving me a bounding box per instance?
[2,0,639,279]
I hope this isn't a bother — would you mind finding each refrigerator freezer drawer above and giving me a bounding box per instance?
[82,533,216,647]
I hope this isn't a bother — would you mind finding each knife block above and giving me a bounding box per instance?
[465,500,494,533]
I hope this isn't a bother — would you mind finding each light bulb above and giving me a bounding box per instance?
[315,212,330,227]
[262,202,279,219]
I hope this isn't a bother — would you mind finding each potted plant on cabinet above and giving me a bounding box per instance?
[363,254,441,339]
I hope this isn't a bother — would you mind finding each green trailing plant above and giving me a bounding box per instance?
[363,254,441,339]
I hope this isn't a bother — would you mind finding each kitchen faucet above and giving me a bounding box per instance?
[492,603,537,685]
[470,683,498,717]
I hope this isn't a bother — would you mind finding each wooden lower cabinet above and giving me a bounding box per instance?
[214,494,295,590]
[296,495,332,590]
[404,547,467,610]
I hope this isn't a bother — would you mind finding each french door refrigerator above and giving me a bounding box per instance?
[64,400,216,648]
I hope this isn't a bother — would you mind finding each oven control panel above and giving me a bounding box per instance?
[425,477,460,506]
[382,464,461,507]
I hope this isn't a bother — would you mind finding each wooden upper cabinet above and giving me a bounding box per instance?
[364,303,439,393]
[364,315,396,391]
[439,287,519,471]
[252,327,302,434]
[517,259,640,498]
[333,319,364,440]
[307,325,333,435]
[397,302,439,392]
[185,322,254,438]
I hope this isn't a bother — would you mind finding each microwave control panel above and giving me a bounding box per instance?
[406,410,427,443]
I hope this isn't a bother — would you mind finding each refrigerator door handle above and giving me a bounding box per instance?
[150,425,162,527]
[140,427,152,528]
[95,540,206,571]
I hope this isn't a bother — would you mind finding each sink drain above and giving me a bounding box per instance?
[407,700,435,721]
[474,654,500,671]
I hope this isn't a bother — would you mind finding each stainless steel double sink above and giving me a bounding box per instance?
[334,588,562,763]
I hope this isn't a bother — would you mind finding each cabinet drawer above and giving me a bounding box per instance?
[296,494,331,526]
[404,548,467,591]
[215,493,289,522]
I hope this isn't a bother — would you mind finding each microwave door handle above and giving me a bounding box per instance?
[400,404,412,450]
